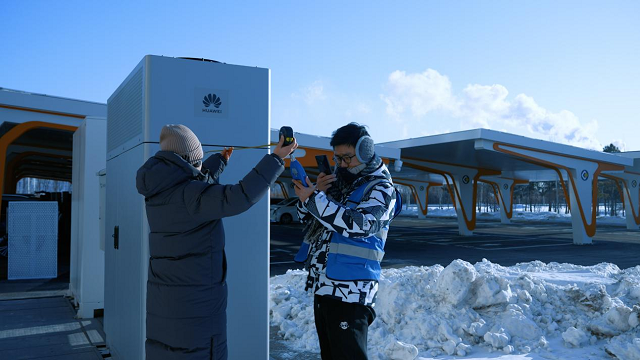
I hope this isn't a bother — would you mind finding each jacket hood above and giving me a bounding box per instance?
[136,151,203,198]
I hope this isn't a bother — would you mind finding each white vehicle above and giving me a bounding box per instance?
[270,197,300,224]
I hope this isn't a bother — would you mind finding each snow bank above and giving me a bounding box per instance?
[270,260,640,359]
[401,205,627,225]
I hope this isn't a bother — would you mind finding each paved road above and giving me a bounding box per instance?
[270,216,640,276]
[0,297,105,359]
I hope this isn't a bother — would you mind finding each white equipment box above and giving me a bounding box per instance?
[8,201,58,280]
[70,117,107,318]
[105,55,270,360]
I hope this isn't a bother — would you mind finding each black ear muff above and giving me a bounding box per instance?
[355,135,375,163]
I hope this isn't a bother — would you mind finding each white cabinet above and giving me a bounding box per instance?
[70,116,107,318]
[104,144,150,360]
[104,55,271,359]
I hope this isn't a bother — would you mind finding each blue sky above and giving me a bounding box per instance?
[1,1,638,150]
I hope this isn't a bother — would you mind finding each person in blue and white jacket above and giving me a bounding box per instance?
[293,123,399,360]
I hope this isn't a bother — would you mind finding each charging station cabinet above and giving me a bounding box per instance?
[70,116,107,318]
[105,55,271,359]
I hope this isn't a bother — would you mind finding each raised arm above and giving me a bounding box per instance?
[184,136,297,221]
[184,153,284,220]
[202,153,227,184]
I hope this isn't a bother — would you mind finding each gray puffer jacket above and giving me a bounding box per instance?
[136,151,284,359]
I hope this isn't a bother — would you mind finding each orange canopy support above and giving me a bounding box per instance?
[0,121,78,201]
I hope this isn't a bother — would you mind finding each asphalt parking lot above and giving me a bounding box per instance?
[270,216,640,276]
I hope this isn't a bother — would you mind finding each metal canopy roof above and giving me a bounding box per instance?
[0,89,105,194]
[381,128,634,182]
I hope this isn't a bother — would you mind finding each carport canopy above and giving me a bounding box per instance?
[380,128,638,244]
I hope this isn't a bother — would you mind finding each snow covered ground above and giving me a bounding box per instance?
[270,260,640,360]
[401,205,628,226]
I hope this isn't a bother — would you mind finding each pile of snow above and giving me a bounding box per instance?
[400,205,627,225]
[270,259,640,359]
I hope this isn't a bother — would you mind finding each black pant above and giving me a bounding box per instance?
[313,295,376,360]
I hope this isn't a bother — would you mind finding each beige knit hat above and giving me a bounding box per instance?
[159,124,204,165]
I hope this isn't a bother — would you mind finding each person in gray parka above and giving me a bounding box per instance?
[136,124,297,360]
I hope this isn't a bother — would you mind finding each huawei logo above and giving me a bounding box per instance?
[203,94,222,109]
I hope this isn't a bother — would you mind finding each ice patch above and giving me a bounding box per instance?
[435,259,477,306]
[562,326,589,347]
[605,335,640,360]
[385,340,418,360]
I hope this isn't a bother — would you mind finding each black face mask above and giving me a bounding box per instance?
[336,167,359,184]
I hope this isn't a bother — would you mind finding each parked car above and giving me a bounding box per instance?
[270,197,300,224]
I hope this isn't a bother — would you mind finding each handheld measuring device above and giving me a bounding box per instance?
[279,126,295,146]
[279,126,308,187]
[289,153,308,187]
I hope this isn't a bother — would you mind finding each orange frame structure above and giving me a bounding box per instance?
[0,121,78,202]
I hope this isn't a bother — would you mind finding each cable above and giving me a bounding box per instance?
[203,142,277,154]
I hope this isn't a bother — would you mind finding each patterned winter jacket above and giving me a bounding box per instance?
[296,162,397,307]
